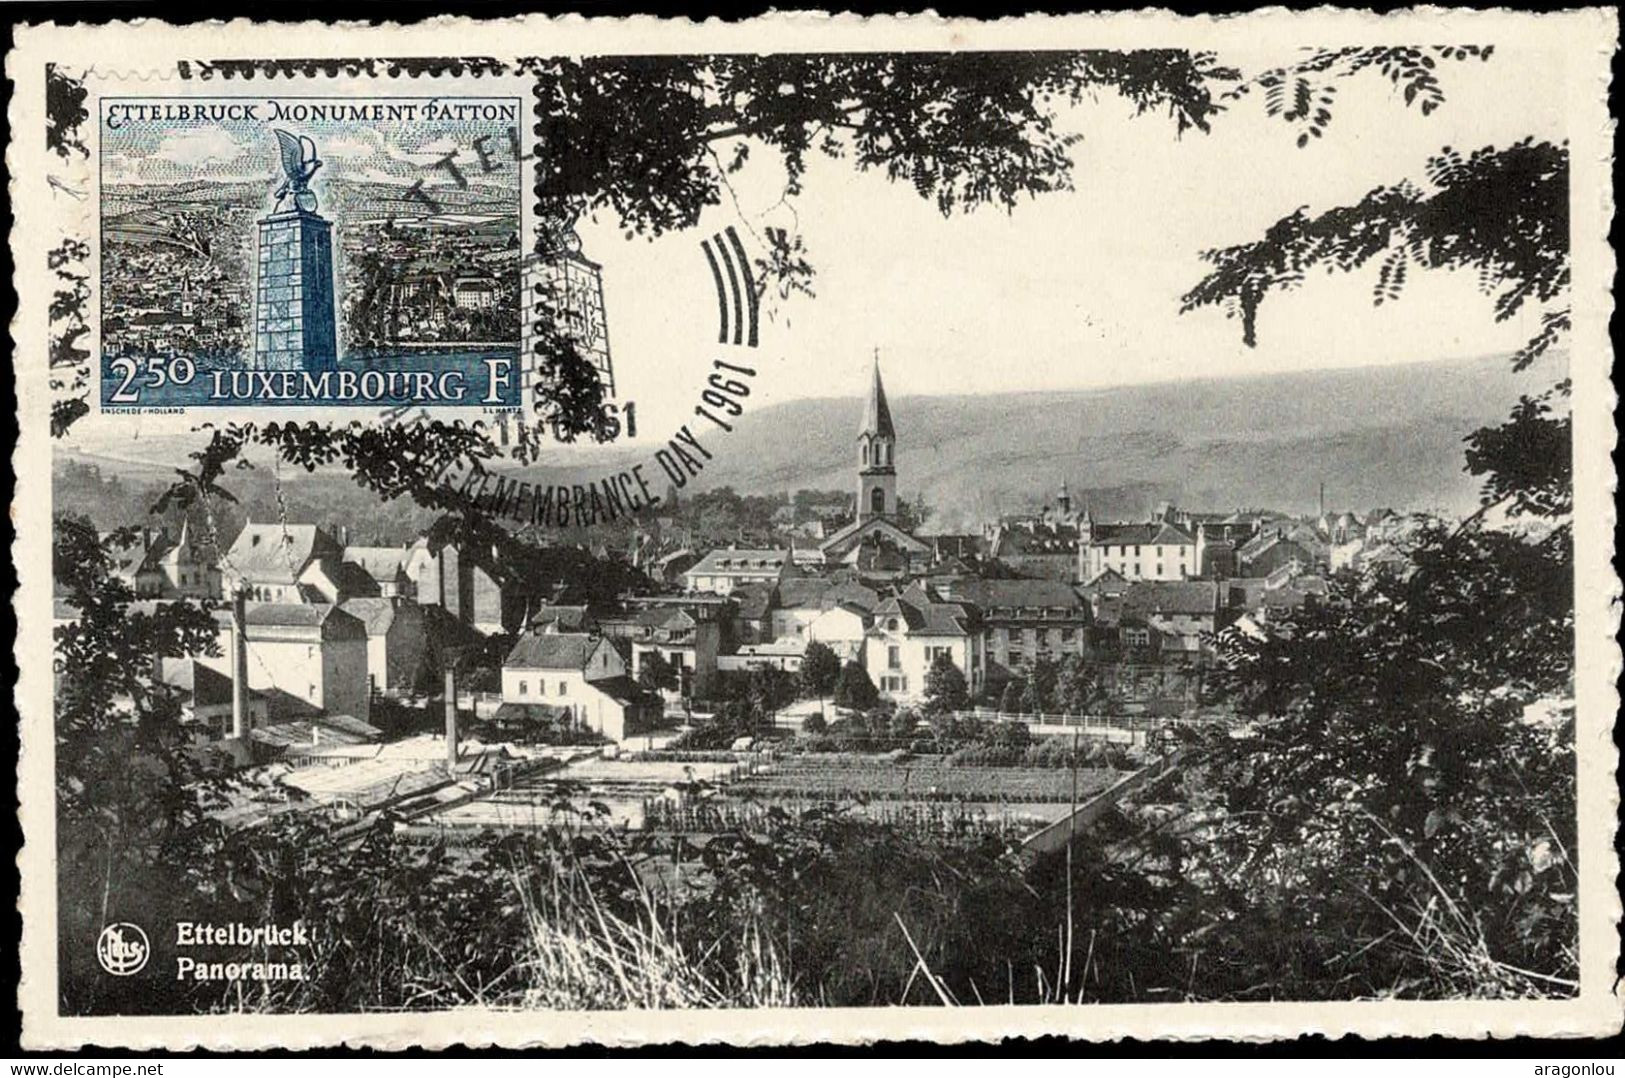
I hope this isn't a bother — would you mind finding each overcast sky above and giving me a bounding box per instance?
[580,45,1566,438]
[70,45,1567,456]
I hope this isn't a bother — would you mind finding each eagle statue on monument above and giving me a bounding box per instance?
[272,128,322,213]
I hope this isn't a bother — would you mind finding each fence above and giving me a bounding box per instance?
[946,708,1148,731]
[945,708,1226,732]
[455,691,505,718]
[641,796,1037,840]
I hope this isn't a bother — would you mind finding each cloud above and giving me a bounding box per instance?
[152,126,257,169]
[345,165,413,186]
[319,129,389,163]
[313,128,436,184]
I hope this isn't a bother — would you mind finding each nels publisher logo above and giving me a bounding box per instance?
[95,922,150,976]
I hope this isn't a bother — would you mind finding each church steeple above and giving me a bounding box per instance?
[860,350,896,441]
[857,350,897,521]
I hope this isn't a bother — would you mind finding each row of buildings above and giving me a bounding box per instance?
[643,359,1395,704]
[83,357,1414,755]
[101,205,252,362]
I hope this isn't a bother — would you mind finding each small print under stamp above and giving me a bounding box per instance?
[98,93,527,410]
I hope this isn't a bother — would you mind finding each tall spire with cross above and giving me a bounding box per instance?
[857,349,897,521]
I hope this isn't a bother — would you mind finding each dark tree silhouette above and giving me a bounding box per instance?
[800,640,842,702]
[1181,139,1568,365]
[1199,500,1575,995]
[52,516,223,1015]
[1055,654,1102,715]
[1177,84,1577,990]
[832,660,880,712]
[637,650,680,696]
[1019,657,1059,715]
[921,652,970,715]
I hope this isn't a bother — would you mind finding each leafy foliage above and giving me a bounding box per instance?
[1181,139,1568,355]
[832,659,881,711]
[46,64,90,161]
[1018,656,1060,714]
[1230,47,1495,147]
[528,51,1237,237]
[1054,654,1104,714]
[1463,384,1573,519]
[53,515,225,1014]
[747,665,799,719]
[799,640,842,701]
[921,652,970,714]
[1196,385,1577,995]
[666,485,787,546]
[637,650,680,695]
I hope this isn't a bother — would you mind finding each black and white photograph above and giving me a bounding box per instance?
[9,9,1619,1050]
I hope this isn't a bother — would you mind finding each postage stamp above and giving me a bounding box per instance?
[98,90,530,410]
[8,9,1621,1051]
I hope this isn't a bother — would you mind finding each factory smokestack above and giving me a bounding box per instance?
[231,588,249,740]
[444,662,458,773]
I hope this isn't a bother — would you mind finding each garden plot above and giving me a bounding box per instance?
[637,755,1137,837]
[426,755,745,830]
[736,757,1122,804]
[422,752,1130,837]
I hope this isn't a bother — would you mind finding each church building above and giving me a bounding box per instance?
[819,356,932,573]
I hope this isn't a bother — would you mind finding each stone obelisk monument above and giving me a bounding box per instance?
[253,129,337,371]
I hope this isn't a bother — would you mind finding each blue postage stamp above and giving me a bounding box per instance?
[98,92,529,410]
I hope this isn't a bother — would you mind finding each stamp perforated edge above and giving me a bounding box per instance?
[71,66,539,419]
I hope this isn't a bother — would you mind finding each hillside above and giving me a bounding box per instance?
[54,356,1557,536]
[686,356,1555,530]
[103,178,516,218]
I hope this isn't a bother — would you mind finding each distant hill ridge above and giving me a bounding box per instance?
[55,356,1555,531]
[103,177,515,217]
[685,356,1554,529]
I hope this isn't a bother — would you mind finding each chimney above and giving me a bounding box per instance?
[230,587,249,740]
[444,661,458,773]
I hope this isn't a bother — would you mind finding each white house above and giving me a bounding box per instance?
[760,578,878,663]
[128,520,223,600]
[1078,519,1197,582]
[199,603,371,724]
[682,547,791,596]
[804,604,870,662]
[221,522,349,603]
[339,597,427,696]
[863,584,984,704]
[107,525,221,600]
[500,632,651,741]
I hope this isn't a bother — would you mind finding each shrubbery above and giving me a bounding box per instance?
[946,737,1131,770]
